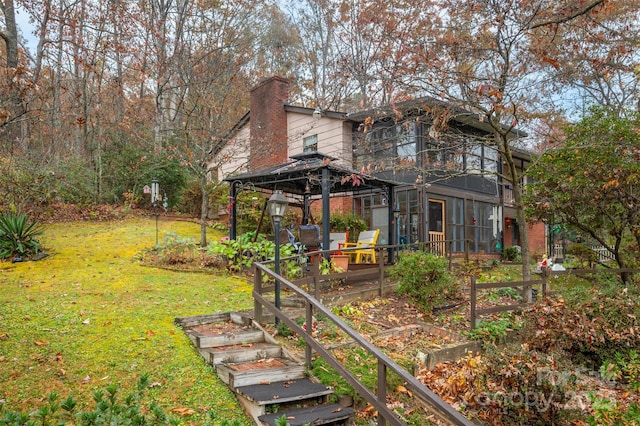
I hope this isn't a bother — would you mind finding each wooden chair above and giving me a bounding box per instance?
[342,229,380,263]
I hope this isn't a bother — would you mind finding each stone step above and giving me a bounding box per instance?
[258,404,355,426]
[216,358,306,388]
[202,342,283,365]
[235,378,334,406]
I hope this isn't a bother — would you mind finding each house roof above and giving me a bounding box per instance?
[346,96,528,138]
[223,152,398,199]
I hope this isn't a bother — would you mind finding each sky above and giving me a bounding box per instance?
[14,4,37,55]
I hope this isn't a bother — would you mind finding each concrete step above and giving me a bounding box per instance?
[235,377,334,406]
[202,342,283,365]
[258,404,355,426]
[216,357,306,388]
[234,378,335,422]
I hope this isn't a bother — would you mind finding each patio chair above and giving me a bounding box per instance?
[341,229,380,263]
[298,224,322,252]
[329,232,348,253]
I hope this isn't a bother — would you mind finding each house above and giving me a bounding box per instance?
[218,76,546,258]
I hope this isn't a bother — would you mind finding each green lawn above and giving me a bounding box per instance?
[0,217,252,424]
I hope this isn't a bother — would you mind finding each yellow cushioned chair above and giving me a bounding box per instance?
[341,229,380,263]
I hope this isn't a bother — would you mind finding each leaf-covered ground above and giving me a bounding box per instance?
[0,217,253,424]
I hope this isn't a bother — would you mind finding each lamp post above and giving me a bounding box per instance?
[152,179,160,246]
[268,190,288,325]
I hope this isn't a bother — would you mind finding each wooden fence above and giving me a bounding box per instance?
[471,267,640,329]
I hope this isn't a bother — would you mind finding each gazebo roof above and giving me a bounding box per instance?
[224,152,398,199]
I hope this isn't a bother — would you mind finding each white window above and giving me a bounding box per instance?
[303,134,318,153]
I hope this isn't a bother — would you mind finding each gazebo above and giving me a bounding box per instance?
[224,152,399,260]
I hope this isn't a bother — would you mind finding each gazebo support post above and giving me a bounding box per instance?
[229,181,239,240]
[388,188,395,264]
[321,168,331,260]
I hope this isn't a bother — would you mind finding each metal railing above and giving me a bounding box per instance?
[253,253,474,426]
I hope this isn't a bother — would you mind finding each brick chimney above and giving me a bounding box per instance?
[249,76,289,170]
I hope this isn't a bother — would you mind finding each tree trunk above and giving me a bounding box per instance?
[499,133,533,299]
[199,176,209,247]
[0,0,26,151]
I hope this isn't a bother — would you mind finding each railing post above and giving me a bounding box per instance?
[470,277,477,330]
[305,302,313,368]
[542,268,548,298]
[378,248,384,297]
[377,359,387,426]
[312,257,320,300]
[254,264,263,323]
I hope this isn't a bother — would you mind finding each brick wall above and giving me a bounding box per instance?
[249,76,289,170]
[527,221,547,258]
[504,219,547,257]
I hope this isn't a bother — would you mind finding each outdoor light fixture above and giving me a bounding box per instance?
[268,190,289,221]
[313,107,322,120]
[268,190,288,324]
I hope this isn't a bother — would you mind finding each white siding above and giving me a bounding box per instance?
[287,112,353,168]
[215,125,250,181]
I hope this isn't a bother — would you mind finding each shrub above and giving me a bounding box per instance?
[502,246,522,262]
[156,231,199,264]
[0,213,43,259]
[521,278,640,369]
[324,213,367,242]
[0,374,248,425]
[388,250,456,313]
[207,234,302,276]
[477,344,580,426]
[0,156,57,215]
[565,243,598,267]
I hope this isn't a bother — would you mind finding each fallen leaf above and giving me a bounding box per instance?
[145,329,155,336]
[55,352,63,362]
[82,319,90,325]
[0,333,8,340]
[80,375,90,384]
[170,407,195,416]
[34,340,49,346]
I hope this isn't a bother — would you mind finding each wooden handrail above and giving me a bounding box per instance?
[253,259,474,426]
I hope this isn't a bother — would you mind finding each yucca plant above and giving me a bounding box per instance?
[0,213,43,259]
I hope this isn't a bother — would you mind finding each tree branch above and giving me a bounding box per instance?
[528,0,607,30]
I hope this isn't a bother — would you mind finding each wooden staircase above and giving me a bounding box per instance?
[175,312,355,426]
